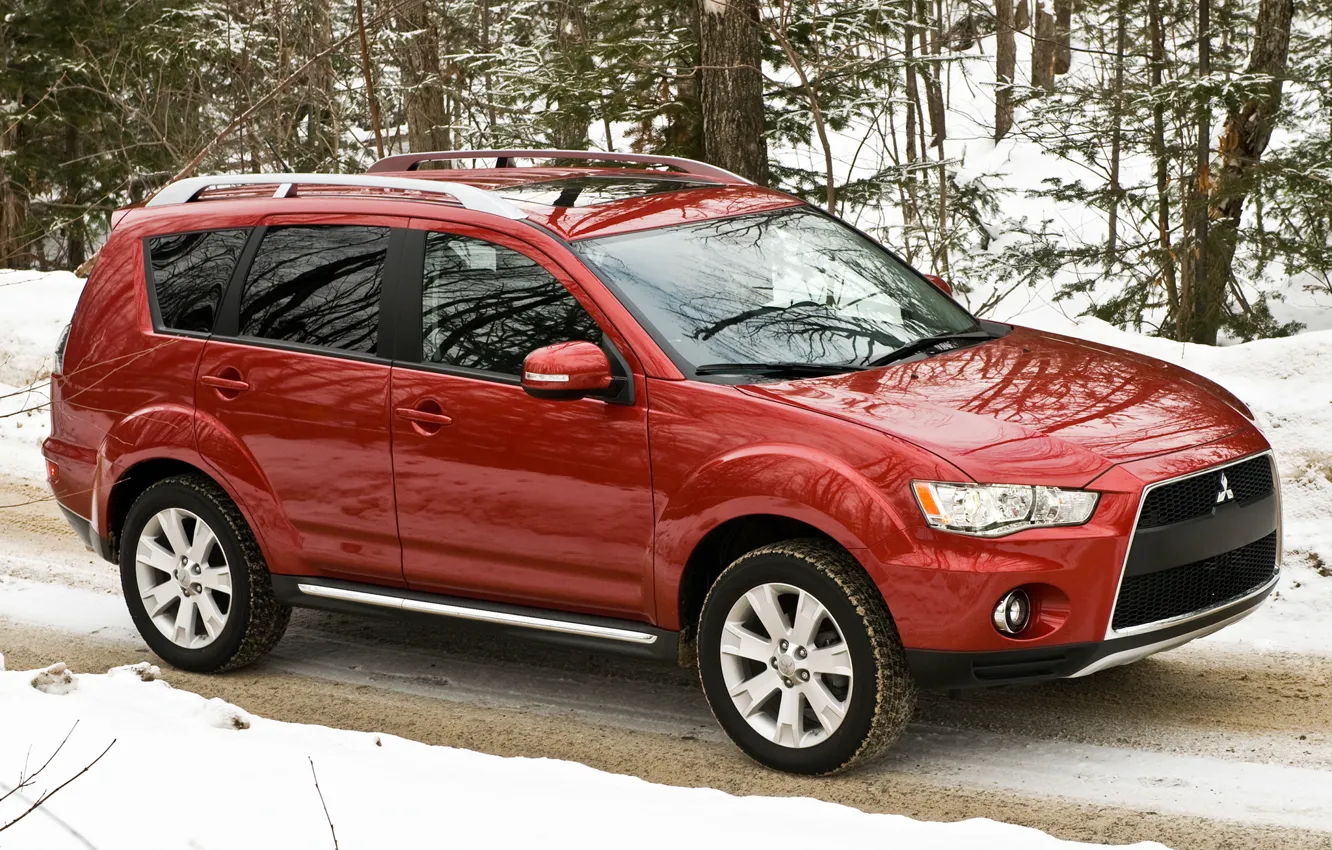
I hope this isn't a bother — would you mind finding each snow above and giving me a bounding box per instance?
[0,663,1164,849]
[0,270,83,482]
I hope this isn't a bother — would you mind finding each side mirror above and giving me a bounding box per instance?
[521,341,614,401]
[924,274,953,296]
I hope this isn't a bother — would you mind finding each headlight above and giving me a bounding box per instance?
[912,481,1099,536]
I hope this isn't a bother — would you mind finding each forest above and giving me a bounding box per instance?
[0,0,1327,344]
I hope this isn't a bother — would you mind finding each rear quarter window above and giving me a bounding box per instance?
[146,229,250,333]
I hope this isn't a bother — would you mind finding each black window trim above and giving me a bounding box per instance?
[212,223,401,365]
[391,221,635,403]
[141,227,254,339]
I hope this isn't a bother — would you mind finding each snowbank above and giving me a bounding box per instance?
[0,663,1165,850]
[0,270,83,480]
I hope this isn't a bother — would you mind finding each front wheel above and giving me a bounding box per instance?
[697,539,916,775]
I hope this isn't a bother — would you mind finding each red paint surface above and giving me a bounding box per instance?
[44,170,1271,655]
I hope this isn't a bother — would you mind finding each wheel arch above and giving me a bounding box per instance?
[107,457,234,563]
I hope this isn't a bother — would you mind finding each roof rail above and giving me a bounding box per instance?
[144,173,528,220]
[366,149,754,185]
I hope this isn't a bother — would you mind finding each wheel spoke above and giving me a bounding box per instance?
[744,585,789,641]
[187,521,217,565]
[172,595,197,645]
[720,622,772,662]
[773,688,803,746]
[136,537,178,575]
[198,565,231,594]
[789,590,826,648]
[158,508,191,557]
[805,644,852,677]
[802,678,847,734]
[141,579,180,618]
[195,591,226,640]
[727,669,782,716]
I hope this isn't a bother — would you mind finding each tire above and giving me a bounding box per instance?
[697,539,917,775]
[119,474,290,672]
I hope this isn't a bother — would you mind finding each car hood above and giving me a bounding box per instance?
[740,326,1251,487]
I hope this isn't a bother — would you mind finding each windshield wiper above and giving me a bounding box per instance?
[865,328,997,368]
[695,361,866,377]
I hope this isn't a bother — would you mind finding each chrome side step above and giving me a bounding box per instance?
[272,577,676,661]
[297,582,658,645]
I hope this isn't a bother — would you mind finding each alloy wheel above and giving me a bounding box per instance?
[718,582,854,748]
[134,507,232,649]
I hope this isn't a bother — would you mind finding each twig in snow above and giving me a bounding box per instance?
[309,757,338,850]
[0,729,116,834]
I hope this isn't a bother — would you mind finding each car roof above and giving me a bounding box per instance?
[374,167,805,241]
[117,164,807,243]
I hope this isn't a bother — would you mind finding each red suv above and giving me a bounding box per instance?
[44,150,1280,774]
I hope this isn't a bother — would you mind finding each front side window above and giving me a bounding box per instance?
[421,231,601,375]
[572,208,976,369]
[147,229,249,332]
[239,225,389,354]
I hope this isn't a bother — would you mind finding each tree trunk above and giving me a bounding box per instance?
[355,0,385,160]
[402,0,449,153]
[1053,0,1072,75]
[550,0,593,150]
[995,0,1016,141]
[1031,3,1056,92]
[1015,0,1030,32]
[698,0,769,185]
[919,0,946,150]
[1105,0,1127,260]
[1177,0,1213,342]
[1191,0,1295,343]
[1147,0,1178,318]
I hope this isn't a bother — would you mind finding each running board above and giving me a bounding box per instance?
[271,576,677,661]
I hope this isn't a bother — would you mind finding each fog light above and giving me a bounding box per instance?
[993,589,1031,636]
[46,460,59,483]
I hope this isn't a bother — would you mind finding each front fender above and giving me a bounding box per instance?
[652,443,904,629]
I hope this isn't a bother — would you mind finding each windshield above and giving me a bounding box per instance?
[571,208,977,371]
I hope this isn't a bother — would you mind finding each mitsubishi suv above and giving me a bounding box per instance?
[43,150,1281,775]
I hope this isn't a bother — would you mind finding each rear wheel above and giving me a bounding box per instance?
[119,474,290,672]
[697,539,916,774]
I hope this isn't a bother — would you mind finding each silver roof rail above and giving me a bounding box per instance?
[367,149,754,185]
[144,173,528,220]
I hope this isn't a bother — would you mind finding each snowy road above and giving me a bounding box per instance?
[3,475,1331,850]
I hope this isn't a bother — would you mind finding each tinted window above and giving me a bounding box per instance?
[572,208,975,369]
[421,232,601,375]
[147,229,249,332]
[239,226,389,354]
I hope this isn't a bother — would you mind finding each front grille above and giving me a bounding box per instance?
[1112,533,1278,631]
[1137,455,1274,529]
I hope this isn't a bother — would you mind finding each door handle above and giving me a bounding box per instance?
[201,374,251,392]
[395,406,453,430]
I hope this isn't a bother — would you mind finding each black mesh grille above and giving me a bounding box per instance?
[1137,455,1274,529]
[1112,533,1278,631]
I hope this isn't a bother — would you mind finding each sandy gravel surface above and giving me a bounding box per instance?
[3,475,1331,849]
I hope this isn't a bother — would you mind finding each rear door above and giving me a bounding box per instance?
[197,216,407,585]
[388,219,656,621]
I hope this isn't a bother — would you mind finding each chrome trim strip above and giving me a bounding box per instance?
[295,583,659,646]
[1076,573,1276,677]
[146,173,528,220]
[1104,449,1278,640]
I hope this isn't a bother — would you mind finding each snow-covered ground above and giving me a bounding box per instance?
[0,658,1162,850]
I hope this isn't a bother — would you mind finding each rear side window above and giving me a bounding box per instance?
[421,231,600,375]
[147,229,249,333]
[239,226,389,354]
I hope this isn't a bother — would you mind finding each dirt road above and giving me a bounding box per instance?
[3,475,1331,849]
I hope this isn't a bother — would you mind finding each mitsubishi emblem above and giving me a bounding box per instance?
[1216,472,1235,504]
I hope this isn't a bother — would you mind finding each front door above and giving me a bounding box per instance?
[389,222,655,621]
[196,219,404,585]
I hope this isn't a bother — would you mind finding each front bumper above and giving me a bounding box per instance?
[905,571,1276,689]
